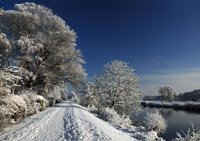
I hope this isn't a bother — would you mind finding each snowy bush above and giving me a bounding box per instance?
[0,90,49,130]
[21,90,48,115]
[172,124,200,141]
[96,107,166,141]
[36,95,49,111]
[21,93,35,116]
[22,90,48,111]
[0,94,27,127]
[145,110,167,134]
[9,95,27,118]
[0,85,10,97]
[98,107,132,128]
[0,105,15,129]
[133,130,165,141]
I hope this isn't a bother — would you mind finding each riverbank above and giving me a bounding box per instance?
[0,102,165,141]
[141,101,200,112]
[138,106,200,141]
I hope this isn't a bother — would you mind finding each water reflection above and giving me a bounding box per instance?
[158,109,174,119]
[137,107,200,141]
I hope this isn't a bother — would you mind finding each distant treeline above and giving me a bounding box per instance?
[178,89,200,102]
[143,89,200,102]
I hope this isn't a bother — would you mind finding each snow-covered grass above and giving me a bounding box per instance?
[172,124,200,141]
[98,107,132,128]
[141,101,200,111]
[132,129,164,141]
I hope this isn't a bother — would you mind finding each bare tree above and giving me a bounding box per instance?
[159,86,175,102]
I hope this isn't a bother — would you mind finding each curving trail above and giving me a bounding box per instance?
[0,102,136,141]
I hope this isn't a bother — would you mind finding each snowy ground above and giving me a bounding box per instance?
[0,102,137,141]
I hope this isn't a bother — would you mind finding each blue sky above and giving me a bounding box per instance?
[1,0,200,95]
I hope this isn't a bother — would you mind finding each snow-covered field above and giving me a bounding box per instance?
[0,102,138,141]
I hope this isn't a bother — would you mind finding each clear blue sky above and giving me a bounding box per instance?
[1,0,200,95]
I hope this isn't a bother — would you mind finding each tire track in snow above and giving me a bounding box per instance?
[0,105,66,141]
[0,102,136,141]
[63,102,135,141]
[63,103,111,141]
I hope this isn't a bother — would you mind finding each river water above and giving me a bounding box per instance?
[136,107,200,141]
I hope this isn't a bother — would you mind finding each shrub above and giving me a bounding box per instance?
[35,95,49,111]
[0,86,10,97]
[145,110,167,134]
[22,90,49,111]
[0,91,49,130]
[79,93,96,107]
[0,94,27,130]
[21,94,34,116]
[0,105,15,130]
[47,97,55,107]
[20,91,37,116]
[98,107,132,128]
[8,95,27,120]
[172,124,200,141]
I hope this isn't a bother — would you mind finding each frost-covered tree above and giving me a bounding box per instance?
[0,33,11,68]
[93,60,141,115]
[0,2,86,96]
[79,82,99,107]
[67,91,79,102]
[159,86,175,102]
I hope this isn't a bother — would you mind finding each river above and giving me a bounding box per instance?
[136,107,200,141]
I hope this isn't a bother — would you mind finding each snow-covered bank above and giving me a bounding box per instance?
[89,107,164,141]
[0,92,49,130]
[141,101,200,111]
[0,102,163,141]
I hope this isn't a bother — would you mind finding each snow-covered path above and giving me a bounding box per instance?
[0,102,136,141]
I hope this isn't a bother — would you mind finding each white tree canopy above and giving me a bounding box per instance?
[0,2,87,96]
[94,60,140,115]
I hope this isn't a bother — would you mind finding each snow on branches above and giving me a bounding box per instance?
[0,2,86,96]
[145,110,167,134]
[0,33,11,68]
[93,60,141,115]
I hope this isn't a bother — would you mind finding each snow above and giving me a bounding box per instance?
[141,101,200,107]
[0,102,138,141]
[145,110,167,133]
